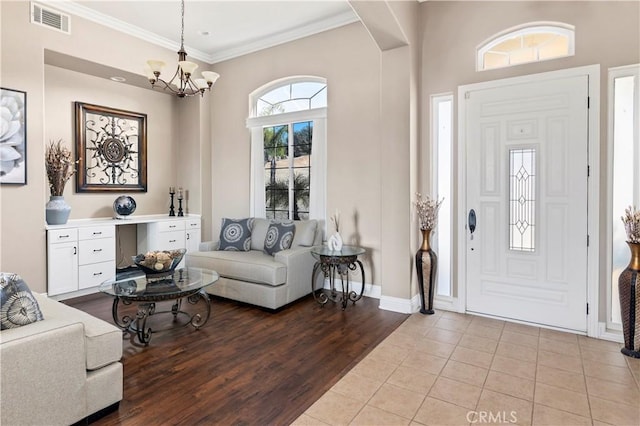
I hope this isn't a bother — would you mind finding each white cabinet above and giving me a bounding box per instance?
[77,225,116,290]
[47,225,115,296]
[137,218,201,269]
[185,219,202,253]
[47,215,201,299]
[47,229,79,295]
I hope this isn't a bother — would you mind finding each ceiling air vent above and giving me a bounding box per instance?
[31,2,70,34]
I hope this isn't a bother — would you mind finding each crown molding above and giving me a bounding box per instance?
[208,11,359,64]
[43,0,212,63]
[40,1,359,65]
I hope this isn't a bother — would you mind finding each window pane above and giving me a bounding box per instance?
[291,82,326,99]
[310,87,327,110]
[294,121,313,159]
[538,36,569,60]
[611,75,637,325]
[256,82,327,116]
[478,25,574,71]
[435,98,452,297]
[509,148,536,252]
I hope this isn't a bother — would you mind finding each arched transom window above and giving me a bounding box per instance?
[477,22,575,71]
[254,78,327,117]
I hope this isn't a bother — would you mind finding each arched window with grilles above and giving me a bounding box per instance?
[477,22,575,71]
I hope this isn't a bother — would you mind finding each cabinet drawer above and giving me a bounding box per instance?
[159,231,185,250]
[79,238,115,265]
[157,221,186,232]
[186,219,201,229]
[79,225,115,240]
[79,261,115,289]
[48,228,78,243]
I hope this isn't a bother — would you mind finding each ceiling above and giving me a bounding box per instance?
[48,0,360,64]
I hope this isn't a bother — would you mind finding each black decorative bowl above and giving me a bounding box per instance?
[132,249,186,279]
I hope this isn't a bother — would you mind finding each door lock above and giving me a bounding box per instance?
[468,209,476,242]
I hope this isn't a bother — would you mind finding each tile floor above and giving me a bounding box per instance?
[293,310,640,426]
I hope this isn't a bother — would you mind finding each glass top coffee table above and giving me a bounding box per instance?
[100,267,219,345]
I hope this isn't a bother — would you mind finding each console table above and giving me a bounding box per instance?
[46,214,201,299]
[311,245,366,309]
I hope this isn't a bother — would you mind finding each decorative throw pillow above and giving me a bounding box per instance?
[0,273,44,330]
[218,218,254,251]
[264,222,296,256]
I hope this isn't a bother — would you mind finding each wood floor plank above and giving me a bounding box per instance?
[65,292,408,425]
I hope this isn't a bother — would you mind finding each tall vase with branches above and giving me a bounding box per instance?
[619,206,640,358]
[45,140,76,225]
[413,193,443,314]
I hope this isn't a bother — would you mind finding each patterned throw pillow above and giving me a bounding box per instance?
[218,218,255,251]
[0,273,44,330]
[264,222,296,256]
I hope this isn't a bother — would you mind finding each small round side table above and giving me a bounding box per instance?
[310,245,365,310]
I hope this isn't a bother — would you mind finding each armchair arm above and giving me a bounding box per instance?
[198,240,219,251]
[275,246,319,298]
[1,320,88,425]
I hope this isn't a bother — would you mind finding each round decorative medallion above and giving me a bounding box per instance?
[103,137,126,163]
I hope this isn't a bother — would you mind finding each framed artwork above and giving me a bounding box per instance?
[0,87,27,185]
[75,102,147,192]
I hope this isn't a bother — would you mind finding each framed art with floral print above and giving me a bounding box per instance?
[1,88,27,185]
[75,102,147,192]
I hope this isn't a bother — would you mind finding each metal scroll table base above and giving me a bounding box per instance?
[111,290,211,345]
[311,257,365,310]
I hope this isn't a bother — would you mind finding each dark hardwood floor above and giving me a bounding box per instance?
[65,292,408,426]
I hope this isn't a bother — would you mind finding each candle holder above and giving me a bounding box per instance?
[169,187,176,217]
[177,198,184,217]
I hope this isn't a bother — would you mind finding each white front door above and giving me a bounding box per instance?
[463,74,589,332]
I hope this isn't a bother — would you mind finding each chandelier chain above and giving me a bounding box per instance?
[180,0,185,50]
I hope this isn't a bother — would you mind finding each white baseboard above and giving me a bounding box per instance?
[378,294,418,314]
[433,295,461,312]
[598,322,624,343]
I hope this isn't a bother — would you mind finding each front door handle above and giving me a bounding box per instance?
[468,209,476,235]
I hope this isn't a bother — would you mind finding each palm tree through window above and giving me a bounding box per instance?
[248,77,327,221]
[264,121,313,220]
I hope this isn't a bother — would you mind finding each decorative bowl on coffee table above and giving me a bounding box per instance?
[133,248,186,280]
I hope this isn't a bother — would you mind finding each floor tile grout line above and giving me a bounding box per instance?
[575,338,595,424]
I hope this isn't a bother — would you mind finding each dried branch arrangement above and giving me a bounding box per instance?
[45,140,76,196]
[622,205,640,244]
[414,193,444,231]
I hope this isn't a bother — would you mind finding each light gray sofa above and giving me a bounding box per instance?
[0,293,123,426]
[186,218,322,309]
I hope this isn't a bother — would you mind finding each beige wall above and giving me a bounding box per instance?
[44,65,177,218]
[420,1,640,319]
[209,22,386,290]
[0,1,205,292]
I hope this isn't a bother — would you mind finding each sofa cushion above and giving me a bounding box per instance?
[187,250,287,286]
[0,273,44,330]
[218,218,254,251]
[34,293,122,370]
[251,218,271,251]
[292,220,318,247]
[264,222,296,255]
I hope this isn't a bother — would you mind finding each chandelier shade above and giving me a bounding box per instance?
[146,0,219,98]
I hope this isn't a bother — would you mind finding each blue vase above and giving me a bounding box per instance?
[45,196,71,225]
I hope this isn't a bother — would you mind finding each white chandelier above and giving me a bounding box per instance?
[146,0,219,98]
